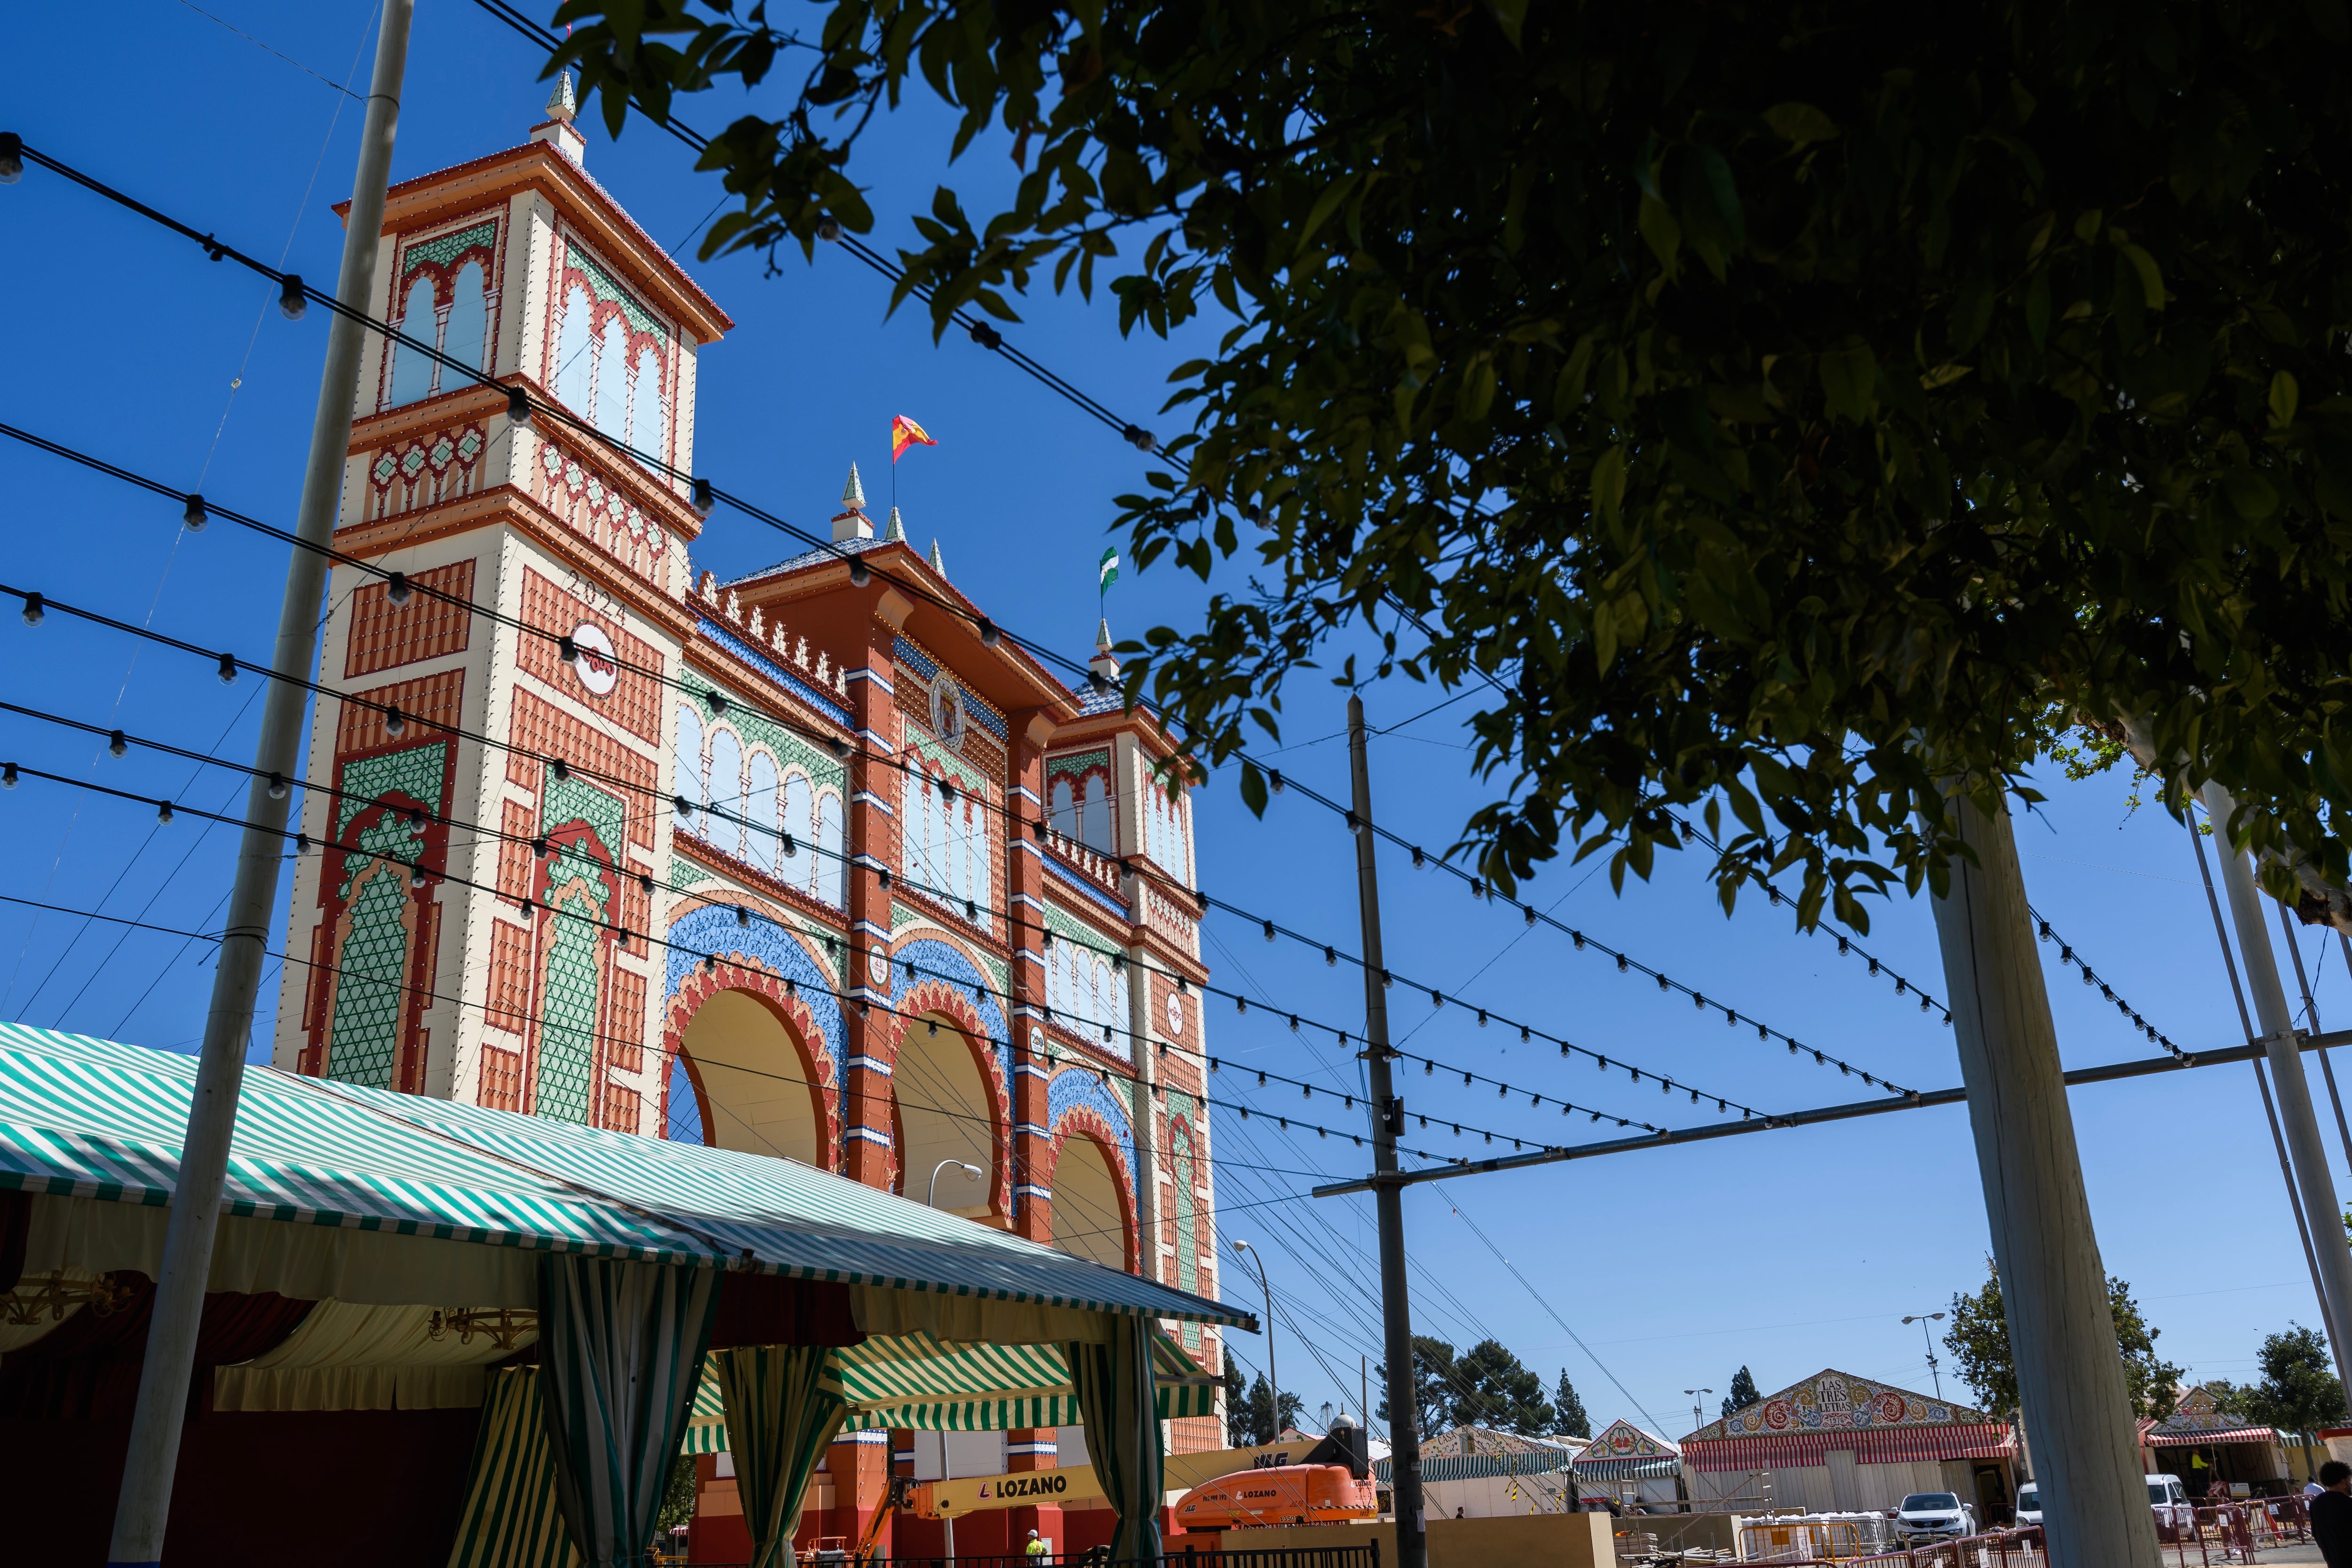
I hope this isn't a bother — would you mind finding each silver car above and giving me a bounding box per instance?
[1896,1492,1979,1543]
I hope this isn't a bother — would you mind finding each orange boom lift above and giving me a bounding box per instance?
[1170,1417,1379,1533]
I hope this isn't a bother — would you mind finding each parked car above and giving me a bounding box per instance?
[2147,1474,2193,1532]
[2007,1475,2189,1532]
[1896,1493,1979,1542]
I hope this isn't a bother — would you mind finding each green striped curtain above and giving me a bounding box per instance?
[713,1345,848,1568]
[539,1257,723,1567]
[445,1369,581,1568]
[1069,1317,1165,1563]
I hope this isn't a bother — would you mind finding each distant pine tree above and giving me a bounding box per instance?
[1722,1366,1760,1420]
[1554,1371,1591,1439]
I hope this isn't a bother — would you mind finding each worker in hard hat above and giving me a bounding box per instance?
[1025,1528,1049,1560]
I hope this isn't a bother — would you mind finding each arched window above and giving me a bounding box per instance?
[387,275,438,407]
[747,751,780,873]
[1081,774,1111,854]
[444,260,488,379]
[555,284,593,414]
[815,793,844,907]
[630,344,664,466]
[781,773,813,889]
[707,728,745,860]
[1050,778,1077,839]
[673,704,704,832]
[594,316,628,439]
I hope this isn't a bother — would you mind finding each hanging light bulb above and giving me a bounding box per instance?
[183,493,208,531]
[278,273,307,319]
[849,558,871,587]
[0,132,21,183]
[382,705,405,738]
[736,905,751,927]
[216,652,237,684]
[691,477,715,517]
[505,386,532,426]
[410,863,429,889]
[977,617,1000,648]
[20,593,43,626]
[1,763,15,789]
[817,215,843,242]
[107,730,127,757]
[155,800,174,824]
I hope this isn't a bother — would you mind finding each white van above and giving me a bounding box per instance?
[2011,1475,2189,1530]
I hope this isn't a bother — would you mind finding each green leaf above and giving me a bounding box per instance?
[1483,0,1528,48]
[2271,370,2301,428]
[1761,102,1839,144]
[2117,242,2165,311]
[1818,344,1877,423]
[1590,444,1627,526]
[1239,763,1268,818]
[1637,191,1682,278]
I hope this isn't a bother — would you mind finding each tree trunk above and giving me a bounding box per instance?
[1928,789,2159,1567]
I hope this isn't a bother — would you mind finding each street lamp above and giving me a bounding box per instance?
[1685,1388,1715,1437]
[1232,1239,1278,1440]
[1901,1312,1947,1400]
[928,1159,982,1209]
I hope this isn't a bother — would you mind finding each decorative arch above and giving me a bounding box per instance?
[1046,1067,1139,1229]
[888,933,1011,1106]
[664,966,839,1166]
[890,978,1012,1214]
[663,904,848,1167]
[1046,1109,1137,1274]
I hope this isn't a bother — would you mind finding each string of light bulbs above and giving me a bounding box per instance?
[0,148,1836,1111]
[0,586,1748,1122]
[0,886,1355,1188]
[0,136,1142,707]
[1238,767,1918,1094]
[0,662,1691,1138]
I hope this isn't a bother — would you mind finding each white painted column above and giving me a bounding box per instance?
[1927,789,2157,1568]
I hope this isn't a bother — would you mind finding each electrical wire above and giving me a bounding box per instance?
[0,590,1725,1129]
[0,427,1839,1115]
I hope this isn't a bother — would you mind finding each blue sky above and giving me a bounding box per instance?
[1,0,2342,1441]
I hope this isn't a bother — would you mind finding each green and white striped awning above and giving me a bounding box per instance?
[0,1026,1253,1327]
[679,1331,1218,1451]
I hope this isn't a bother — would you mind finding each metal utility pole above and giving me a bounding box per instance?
[2202,782,2352,1396]
[1348,694,1428,1568]
[103,6,413,1563]
[1926,788,2157,1568]
[1900,1312,1946,1399]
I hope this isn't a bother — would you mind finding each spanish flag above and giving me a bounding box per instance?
[890,414,938,463]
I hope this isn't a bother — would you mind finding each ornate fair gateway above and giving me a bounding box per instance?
[269,82,1221,1552]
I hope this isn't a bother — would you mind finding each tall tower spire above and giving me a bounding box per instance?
[832,463,873,542]
[530,71,587,165]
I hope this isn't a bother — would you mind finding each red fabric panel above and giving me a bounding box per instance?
[0,1277,314,1421]
[0,1405,482,1568]
[0,1190,29,1292]
[707,1272,863,1349]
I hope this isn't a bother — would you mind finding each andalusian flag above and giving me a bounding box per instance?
[1098,547,1120,596]
[890,414,937,463]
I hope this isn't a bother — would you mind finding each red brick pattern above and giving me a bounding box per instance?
[335,668,468,755]
[496,799,535,900]
[606,965,645,1074]
[504,687,657,850]
[598,1078,642,1133]
[479,1044,524,1110]
[486,919,533,1035]
[344,558,476,678]
[515,569,664,743]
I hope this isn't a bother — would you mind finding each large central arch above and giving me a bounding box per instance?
[891,1013,1000,1219]
[673,987,830,1167]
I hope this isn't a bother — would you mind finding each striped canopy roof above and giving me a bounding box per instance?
[0,1026,1252,1327]
[681,1330,1219,1450]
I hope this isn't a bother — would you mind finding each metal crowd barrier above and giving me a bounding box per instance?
[1726,1500,2319,1568]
